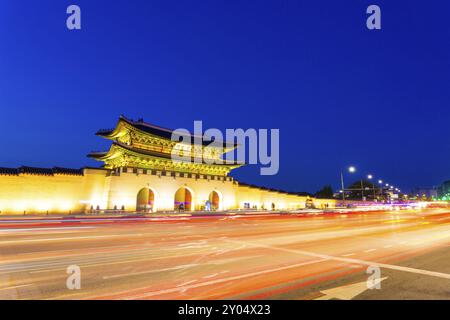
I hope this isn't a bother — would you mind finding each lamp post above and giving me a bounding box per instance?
[360,179,364,201]
[378,180,383,200]
[340,166,356,205]
[367,174,376,200]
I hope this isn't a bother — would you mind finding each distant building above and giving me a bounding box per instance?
[437,180,450,199]
[411,187,438,199]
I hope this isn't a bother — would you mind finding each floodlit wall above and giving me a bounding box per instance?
[236,185,308,210]
[0,168,108,214]
[0,168,336,214]
[312,198,337,209]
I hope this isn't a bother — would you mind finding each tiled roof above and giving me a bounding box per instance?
[0,167,19,175]
[0,166,84,176]
[97,115,238,148]
[89,142,244,166]
[52,167,84,175]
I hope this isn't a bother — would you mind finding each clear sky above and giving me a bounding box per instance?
[1,1,449,193]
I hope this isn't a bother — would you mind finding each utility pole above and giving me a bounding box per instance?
[373,183,376,201]
[360,179,364,201]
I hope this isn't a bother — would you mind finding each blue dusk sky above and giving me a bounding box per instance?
[0,1,449,193]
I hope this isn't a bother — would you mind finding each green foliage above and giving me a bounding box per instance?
[315,185,334,199]
[346,179,380,200]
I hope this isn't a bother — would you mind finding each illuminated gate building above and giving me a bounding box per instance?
[0,116,335,214]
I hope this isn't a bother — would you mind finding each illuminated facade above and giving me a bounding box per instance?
[0,116,335,214]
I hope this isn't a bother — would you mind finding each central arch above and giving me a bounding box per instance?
[136,187,155,212]
[174,187,193,211]
[208,190,221,211]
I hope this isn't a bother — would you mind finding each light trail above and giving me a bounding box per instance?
[0,208,448,300]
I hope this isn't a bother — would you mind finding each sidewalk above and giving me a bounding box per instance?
[0,207,389,222]
[0,210,284,221]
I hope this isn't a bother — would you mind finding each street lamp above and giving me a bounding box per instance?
[367,174,376,200]
[377,180,384,200]
[340,166,356,204]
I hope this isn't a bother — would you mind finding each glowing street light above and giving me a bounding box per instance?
[377,180,384,200]
[340,166,356,203]
[367,174,373,179]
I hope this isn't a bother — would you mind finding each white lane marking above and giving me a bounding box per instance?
[103,264,199,280]
[364,249,377,253]
[27,252,207,274]
[176,280,197,287]
[0,226,94,233]
[7,249,222,274]
[122,258,327,299]
[213,244,247,256]
[176,240,210,249]
[177,241,208,247]
[0,217,167,224]
[383,245,393,248]
[342,253,355,257]
[175,245,210,249]
[203,273,219,279]
[0,284,33,291]
[222,239,450,280]
[0,233,144,245]
[102,254,265,281]
[315,277,388,300]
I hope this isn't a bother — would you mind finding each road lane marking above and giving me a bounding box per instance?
[315,277,388,300]
[0,284,33,291]
[6,249,226,274]
[176,280,197,287]
[177,240,208,247]
[0,233,144,245]
[383,245,393,248]
[348,264,363,269]
[121,258,327,299]
[101,255,264,280]
[103,264,200,280]
[26,252,210,274]
[364,249,377,253]
[342,253,355,257]
[222,239,450,280]
[384,219,408,224]
[0,226,95,233]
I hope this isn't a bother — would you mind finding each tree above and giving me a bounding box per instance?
[315,185,334,199]
[346,179,380,200]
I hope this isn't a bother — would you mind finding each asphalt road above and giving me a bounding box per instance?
[0,208,449,300]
